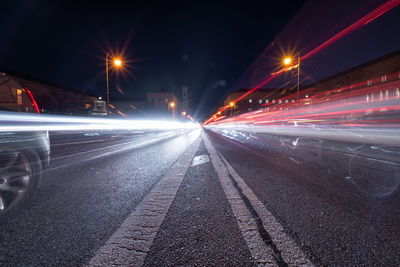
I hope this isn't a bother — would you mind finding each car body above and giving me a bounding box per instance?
[0,73,50,214]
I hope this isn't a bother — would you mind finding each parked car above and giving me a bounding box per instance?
[0,73,50,214]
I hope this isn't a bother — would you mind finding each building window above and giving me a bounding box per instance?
[272,99,275,103]
[285,99,288,103]
[396,88,400,98]
[249,99,252,103]
[382,75,387,82]
[279,100,282,104]
[292,99,295,103]
[259,99,262,104]
[367,79,372,86]
[265,99,269,103]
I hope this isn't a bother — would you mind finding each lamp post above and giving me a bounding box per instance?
[169,101,175,118]
[283,51,300,104]
[229,101,235,116]
[106,52,123,113]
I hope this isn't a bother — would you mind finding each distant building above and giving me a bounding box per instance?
[110,96,148,117]
[146,90,179,117]
[221,87,296,116]
[305,49,400,92]
[0,72,96,115]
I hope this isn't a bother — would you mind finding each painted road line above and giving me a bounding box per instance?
[88,132,201,267]
[203,132,313,266]
[191,154,210,166]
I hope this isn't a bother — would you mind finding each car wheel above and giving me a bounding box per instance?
[0,148,41,214]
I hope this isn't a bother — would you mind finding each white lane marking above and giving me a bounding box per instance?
[203,132,313,266]
[88,133,201,267]
[191,154,210,166]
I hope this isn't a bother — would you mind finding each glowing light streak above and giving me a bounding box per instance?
[302,0,400,61]
[203,0,400,125]
[0,112,200,132]
[25,88,40,113]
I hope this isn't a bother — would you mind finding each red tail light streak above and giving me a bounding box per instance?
[205,72,400,146]
[204,0,400,126]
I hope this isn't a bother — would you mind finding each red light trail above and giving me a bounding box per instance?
[204,0,400,126]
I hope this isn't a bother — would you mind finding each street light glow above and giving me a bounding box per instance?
[283,57,292,65]
[229,101,234,107]
[170,102,175,108]
[114,58,122,67]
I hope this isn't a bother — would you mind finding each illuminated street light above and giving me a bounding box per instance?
[182,111,186,116]
[283,57,292,65]
[283,52,300,103]
[229,101,235,116]
[106,52,123,113]
[170,102,175,108]
[217,111,221,115]
[113,58,122,67]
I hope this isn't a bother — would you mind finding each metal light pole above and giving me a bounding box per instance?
[170,102,175,119]
[229,101,234,116]
[105,52,122,114]
[296,51,300,104]
[106,52,110,112]
[283,52,301,104]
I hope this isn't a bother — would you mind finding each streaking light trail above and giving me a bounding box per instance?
[0,112,200,132]
[205,70,400,147]
[204,0,400,125]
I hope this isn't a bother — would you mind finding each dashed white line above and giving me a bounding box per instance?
[203,132,313,266]
[88,132,201,266]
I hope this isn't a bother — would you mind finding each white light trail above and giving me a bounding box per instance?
[0,112,200,132]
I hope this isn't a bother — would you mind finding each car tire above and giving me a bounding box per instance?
[0,147,42,215]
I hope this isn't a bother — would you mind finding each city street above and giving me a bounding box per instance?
[1,1,399,266]
[1,128,400,266]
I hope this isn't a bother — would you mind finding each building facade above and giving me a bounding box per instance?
[1,72,96,115]
[218,50,400,117]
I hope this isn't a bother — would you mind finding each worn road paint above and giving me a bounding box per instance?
[191,154,210,166]
[203,132,313,267]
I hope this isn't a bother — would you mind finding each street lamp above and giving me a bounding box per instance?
[229,101,235,116]
[106,52,123,113]
[169,101,175,118]
[283,51,300,104]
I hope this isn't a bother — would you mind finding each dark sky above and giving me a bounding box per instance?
[1,0,399,121]
[0,0,305,120]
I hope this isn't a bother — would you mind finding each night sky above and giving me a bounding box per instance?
[1,0,399,121]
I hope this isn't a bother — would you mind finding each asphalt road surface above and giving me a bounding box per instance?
[1,128,400,266]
